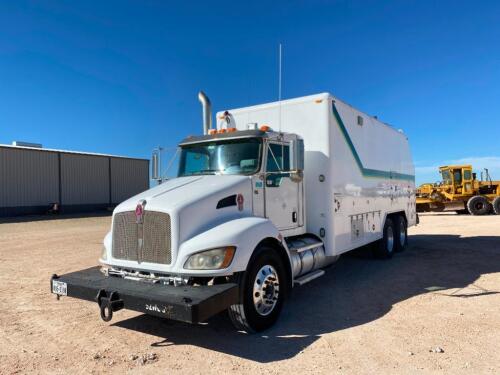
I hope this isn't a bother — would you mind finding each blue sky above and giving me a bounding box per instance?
[1,1,499,185]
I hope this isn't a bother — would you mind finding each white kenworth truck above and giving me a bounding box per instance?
[51,92,416,332]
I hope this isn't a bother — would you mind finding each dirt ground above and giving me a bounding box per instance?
[0,213,499,374]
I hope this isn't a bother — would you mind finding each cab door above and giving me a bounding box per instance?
[264,142,300,230]
[452,168,463,194]
[462,167,473,194]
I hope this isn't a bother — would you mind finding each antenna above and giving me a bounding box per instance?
[278,43,283,133]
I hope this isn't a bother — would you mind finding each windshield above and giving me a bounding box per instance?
[178,138,262,176]
[441,170,452,184]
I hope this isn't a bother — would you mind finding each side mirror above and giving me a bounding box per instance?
[289,139,304,172]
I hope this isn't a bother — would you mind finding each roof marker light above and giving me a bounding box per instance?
[218,129,227,134]
[227,127,237,133]
[260,125,271,132]
[208,129,217,135]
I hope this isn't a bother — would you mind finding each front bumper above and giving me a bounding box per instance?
[50,267,239,324]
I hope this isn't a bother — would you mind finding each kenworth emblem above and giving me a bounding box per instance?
[236,193,244,211]
[135,200,147,224]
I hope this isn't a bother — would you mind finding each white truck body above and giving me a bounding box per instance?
[215,93,416,256]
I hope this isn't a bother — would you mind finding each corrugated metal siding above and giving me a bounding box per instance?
[1,145,149,215]
[111,158,149,204]
[61,154,109,205]
[0,147,59,207]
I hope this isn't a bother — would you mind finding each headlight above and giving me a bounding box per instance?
[184,247,236,270]
[100,246,108,261]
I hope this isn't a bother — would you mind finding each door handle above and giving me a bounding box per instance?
[292,211,297,223]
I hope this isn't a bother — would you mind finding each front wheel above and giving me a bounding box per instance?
[228,246,288,332]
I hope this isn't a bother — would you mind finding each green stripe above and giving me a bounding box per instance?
[331,101,415,181]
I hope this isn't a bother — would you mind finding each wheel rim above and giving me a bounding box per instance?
[387,226,394,253]
[399,220,406,246]
[253,265,280,316]
[475,202,484,210]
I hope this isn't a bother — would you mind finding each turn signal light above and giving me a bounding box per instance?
[260,125,271,131]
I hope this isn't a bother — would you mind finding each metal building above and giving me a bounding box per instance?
[0,144,149,217]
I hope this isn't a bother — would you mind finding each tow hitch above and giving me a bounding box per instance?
[95,290,124,322]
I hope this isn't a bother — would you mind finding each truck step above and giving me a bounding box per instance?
[294,269,325,286]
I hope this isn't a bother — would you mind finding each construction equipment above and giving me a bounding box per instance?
[416,165,500,215]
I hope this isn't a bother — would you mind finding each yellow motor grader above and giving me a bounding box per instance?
[416,165,500,215]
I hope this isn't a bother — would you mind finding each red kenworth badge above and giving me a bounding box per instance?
[236,194,244,211]
[135,200,146,223]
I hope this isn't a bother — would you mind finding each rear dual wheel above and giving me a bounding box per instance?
[395,215,408,252]
[374,215,407,258]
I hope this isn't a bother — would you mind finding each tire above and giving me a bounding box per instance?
[394,215,408,252]
[374,217,396,259]
[467,196,490,215]
[493,196,500,215]
[228,245,288,332]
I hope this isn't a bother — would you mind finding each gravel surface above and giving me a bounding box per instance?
[0,212,499,374]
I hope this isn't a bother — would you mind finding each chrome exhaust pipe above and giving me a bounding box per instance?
[198,91,212,135]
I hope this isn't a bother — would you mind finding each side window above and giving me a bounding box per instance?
[266,143,290,187]
[453,169,462,183]
[463,170,472,180]
[266,143,290,172]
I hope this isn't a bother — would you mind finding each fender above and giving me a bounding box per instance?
[177,217,285,276]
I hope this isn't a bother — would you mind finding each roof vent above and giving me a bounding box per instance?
[12,141,43,148]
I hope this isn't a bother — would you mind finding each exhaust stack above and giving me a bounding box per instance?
[198,91,212,135]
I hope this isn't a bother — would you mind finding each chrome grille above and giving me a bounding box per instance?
[112,211,172,264]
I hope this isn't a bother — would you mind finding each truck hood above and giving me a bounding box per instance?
[115,174,251,214]
[111,174,253,266]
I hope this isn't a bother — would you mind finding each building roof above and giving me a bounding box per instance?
[0,144,149,161]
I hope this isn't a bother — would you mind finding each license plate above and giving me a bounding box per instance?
[52,280,67,296]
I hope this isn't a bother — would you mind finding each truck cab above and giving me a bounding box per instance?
[178,129,305,234]
[439,165,473,195]
[97,125,318,331]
